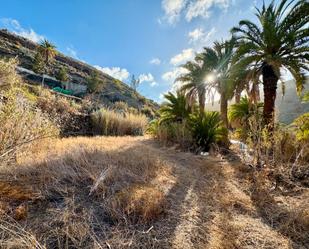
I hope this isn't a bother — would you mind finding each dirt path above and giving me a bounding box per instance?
[129,137,306,249]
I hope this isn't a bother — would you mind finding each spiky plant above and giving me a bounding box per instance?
[158,91,191,124]
[188,111,226,151]
[231,0,309,127]
[228,96,263,124]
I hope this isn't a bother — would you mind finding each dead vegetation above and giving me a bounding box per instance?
[0,136,308,249]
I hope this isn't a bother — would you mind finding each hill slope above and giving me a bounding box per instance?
[0,29,157,110]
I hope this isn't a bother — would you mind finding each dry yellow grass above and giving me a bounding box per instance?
[0,136,308,249]
[91,108,148,136]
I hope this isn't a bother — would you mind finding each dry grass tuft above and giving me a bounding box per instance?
[91,108,148,136]
[108,184,165,223]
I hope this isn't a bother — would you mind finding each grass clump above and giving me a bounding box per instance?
[91,108,148,136]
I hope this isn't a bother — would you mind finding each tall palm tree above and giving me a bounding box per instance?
[231,0,309,127]
[159,91,191,124]
[195,38,237,128]
[38,39,57,65]
[177,38,238,128]
[176,61,206,114]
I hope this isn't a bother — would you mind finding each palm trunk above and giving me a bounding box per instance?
[220,93,228,129]
[235,85,242,103]
[262,64,278,127]
[198,93,205,115]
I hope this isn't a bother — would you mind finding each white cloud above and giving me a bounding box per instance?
[149,58,161,65]
[189,27,216,44]
[94,65,130,81]
[161,0,187,24]
[162,67,188,82]
[161,0,230,24]
[0,18,44,43]
[66,46,78,59]
[185,0,230,22]
[188,28,204,43]
[150,81,158,87]
[138,73,158,87]
[170,48,194,66]
[138,73,154,83]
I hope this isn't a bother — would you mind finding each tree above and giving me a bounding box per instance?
[56,67,69,82]
[197,39,237,128]
[32,52,45,74]
[130,74,140,91]
[159,91,192,124]
[38,39,57,65]
[176,60,205,115]
[231,0,309,127]
[87,70,102,93]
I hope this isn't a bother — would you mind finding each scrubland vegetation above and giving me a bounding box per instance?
[0,0,309,248]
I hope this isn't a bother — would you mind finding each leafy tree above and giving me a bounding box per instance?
[56,67,69,82]
[32,52,45,74]
[87,70,102,93]
[38,39,57,65]
[231,0,309,127]
[130,74,140,91]
[159,91,191,124]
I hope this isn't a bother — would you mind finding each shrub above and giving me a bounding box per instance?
[0,58,21,89]
[0,88,59,167]
[188,111,227,151]
[113,101,128,112]
[141,106,155,118]
[292,112,309,142]
[159,91,191,124]
[87,70,103,93]
[56,66,69,82]
[91,108,148,136]
[147,120,194,148]
[228,96,263,141]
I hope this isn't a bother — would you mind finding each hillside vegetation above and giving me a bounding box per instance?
[1,0,309,248]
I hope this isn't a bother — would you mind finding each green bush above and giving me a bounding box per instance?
[292,112,309,142]
[188,111,227,151]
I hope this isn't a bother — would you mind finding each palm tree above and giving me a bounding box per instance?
[38,39,57,65]
[177,38,238,128]
[159,91,191,124]
[195,38,237,128]
[231,0,309,127]
[176,61,206,114]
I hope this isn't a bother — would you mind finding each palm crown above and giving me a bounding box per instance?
[231,0,309,125]
[38,39,57,65]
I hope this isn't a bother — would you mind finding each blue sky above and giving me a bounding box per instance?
[0,0,270,102]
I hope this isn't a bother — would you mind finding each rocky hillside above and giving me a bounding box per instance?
[0,29,158,110]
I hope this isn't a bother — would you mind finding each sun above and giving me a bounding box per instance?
[205,73,216,83]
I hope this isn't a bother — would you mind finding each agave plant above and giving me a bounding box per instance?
[158,91,191,124]
[188,111,226,151]
[231,0,309,126]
